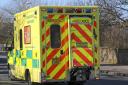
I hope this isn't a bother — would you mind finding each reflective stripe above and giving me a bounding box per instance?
[85,24,92,31]
[42,20,45,29]
[72,24,92,44]
[71,33,81,42]
[47,48,68,75]
[71,22,93,67]
[73,48,93,66]
[73,59,82,66]
[42,15,69,80]
[94,21,97,27]
[53,61,69,79]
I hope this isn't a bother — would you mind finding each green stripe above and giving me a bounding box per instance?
[16,50,21,58]
[10,50,13,56]
[32,59,39,68]
[26,50,32,58]
[21,59,26,66]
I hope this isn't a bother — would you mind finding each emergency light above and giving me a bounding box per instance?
[47,8,54,13]
[86,8,92,13]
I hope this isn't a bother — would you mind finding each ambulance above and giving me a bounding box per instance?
[8,6,99,85]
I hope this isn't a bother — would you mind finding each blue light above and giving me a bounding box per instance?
[86,9,91,13]
[47,8,54,13]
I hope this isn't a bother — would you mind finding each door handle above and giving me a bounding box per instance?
[60,50,64,55]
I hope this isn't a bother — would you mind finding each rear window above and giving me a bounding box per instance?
[50,24,61,48]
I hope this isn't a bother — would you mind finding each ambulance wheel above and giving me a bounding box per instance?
[26,72,38,85]
[25,71,33,85]
[26,72,32,85]
[86,73,90,80]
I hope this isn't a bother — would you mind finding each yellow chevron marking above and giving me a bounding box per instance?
[71,26,92,45]
[80,48,93,62]
[43,15,69,79]
[58,70,66,79]
[49,55,68,78]
[73,52,88,65]
[46,48,60,70]
[46,39,68,72]
[79,24,92,37]
[52,15,61,19]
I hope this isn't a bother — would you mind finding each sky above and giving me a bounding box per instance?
[0,0,127,19]
[0,0,11,7]
[0,0,87,7]
[0,0,86,16]
[41,0,86,6]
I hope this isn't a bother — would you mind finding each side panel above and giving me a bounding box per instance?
[41,15,69,80]
[22,8,41,82]
[10,7,41,82]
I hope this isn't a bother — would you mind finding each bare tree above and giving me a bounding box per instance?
[96,0,128,48]
[1,0,128,48]
[1,0,42,16]
[0,13,3,29]
[0,0,43,44]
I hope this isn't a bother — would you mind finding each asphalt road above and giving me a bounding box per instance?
[1,55,128,85]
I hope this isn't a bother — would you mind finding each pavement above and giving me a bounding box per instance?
[101,66,128,72]
[100,66,128,77]
[86,79,128,85]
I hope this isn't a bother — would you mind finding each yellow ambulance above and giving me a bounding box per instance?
[8,6,99,85]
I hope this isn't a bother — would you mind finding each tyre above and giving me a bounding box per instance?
[86,73,90,80]
[26,72,33,85]
[26,72,40,85]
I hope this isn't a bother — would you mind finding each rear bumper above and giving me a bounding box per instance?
[41,66,93,83]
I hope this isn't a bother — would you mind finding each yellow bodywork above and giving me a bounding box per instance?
[8,6,99,83]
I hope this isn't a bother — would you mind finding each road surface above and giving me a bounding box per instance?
[1,55,128,85]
